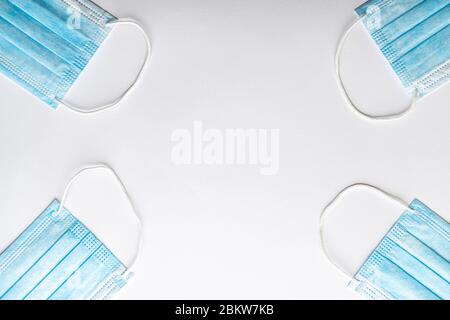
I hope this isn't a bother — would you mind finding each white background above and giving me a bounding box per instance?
[0,0,449,300]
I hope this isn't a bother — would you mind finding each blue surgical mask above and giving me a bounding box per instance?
[320,184,450,300]
[349,199,450,300]
[0,0,151,113]
[0,165,142,300]
[336,0,450,120]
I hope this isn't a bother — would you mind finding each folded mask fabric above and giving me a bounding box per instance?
[0,0,151,111]
[349,199,450,300]
[320,184,450,300]
[0,199,129,300]
[355,0,450,97]
[336,0,450,120]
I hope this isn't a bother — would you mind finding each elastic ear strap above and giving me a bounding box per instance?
[335,15,418,120]
[319,183,410,281]
[55,164,143,272]
[58,18,152,114]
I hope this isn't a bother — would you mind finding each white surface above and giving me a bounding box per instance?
[0,0,450,300]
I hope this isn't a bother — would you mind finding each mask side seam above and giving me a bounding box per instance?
[77,0,114,21]
[377,0,394,11]
[357,0,395,16]
[359,281,391,300]
[90,276,117,299]
[61,0,108,27]
[354,270,392,300]
[89,267,127,300]
[86,248,124,299]
[415,61,450,95]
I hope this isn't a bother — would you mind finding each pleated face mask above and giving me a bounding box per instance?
[336,0,450,120]
[0,165,142,300]
[0,0,150,113]
[320,184,450,300]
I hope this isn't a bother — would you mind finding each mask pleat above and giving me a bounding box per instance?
[372,0,449,48]
[0,17,78,77]
[0,34,66,101]
[0,204,75,298]
[395,229,449,281]
[416,61,450,93]
[25,232,102,300]
[381,5,450,63]
[353,199,449,300]
[0,0,116,108]
[48,246,125,300]
[0,54,55,106]
[381,235,449,299]
[400,209,450,262]
[410,199,450,236]
[395,25,450,82]
[0,201,59,270]
[366,251,442,300]
[1,222,89,300]
[0,1,89,69]
[7,0,93,50]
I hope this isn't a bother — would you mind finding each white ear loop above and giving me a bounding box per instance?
[54,164,143,273]
[56,18,152,114]
[319,183,410,282]
[335,15,418,121]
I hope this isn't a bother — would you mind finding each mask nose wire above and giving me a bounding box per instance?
[319,183,410,283]
[335,15,418,121]
[54,164,143,273]
[56,18,152,114]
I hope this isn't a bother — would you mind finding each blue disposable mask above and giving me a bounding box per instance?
[336,0,450,120]
[0,0,151,114]
[320,184,450,300]
[0,165,143,300]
